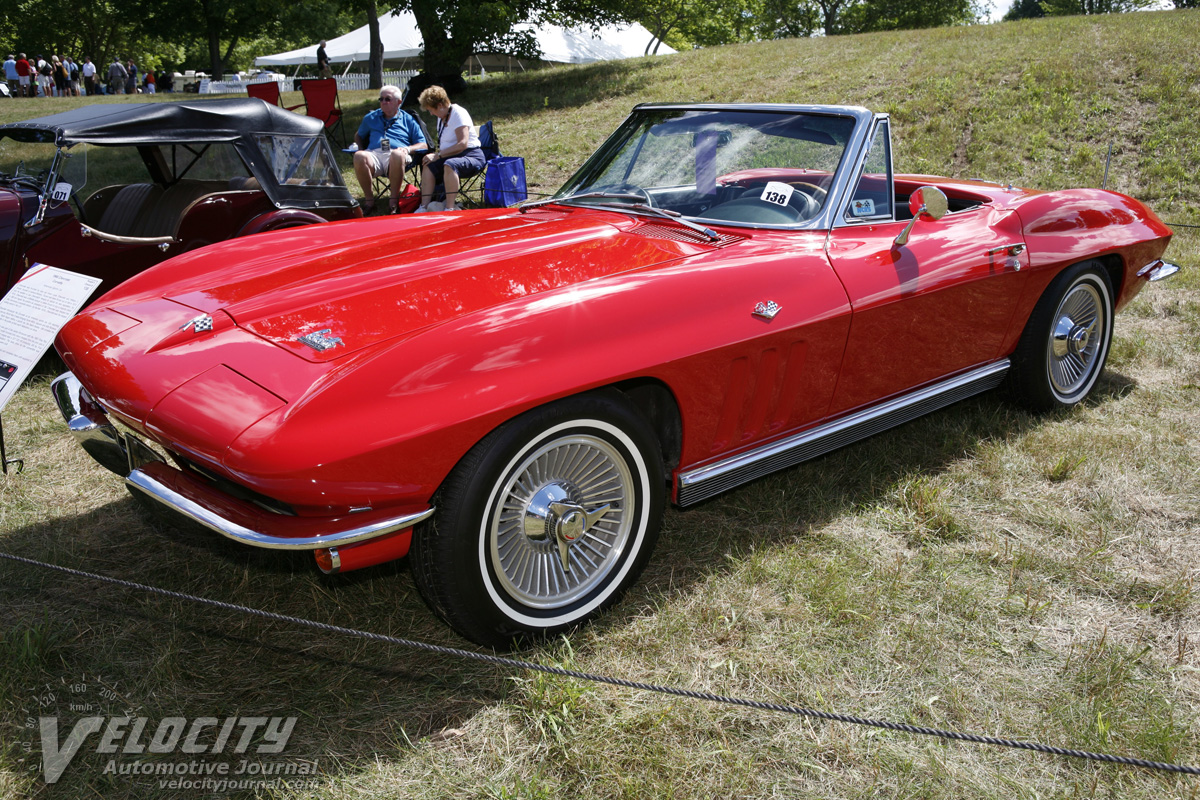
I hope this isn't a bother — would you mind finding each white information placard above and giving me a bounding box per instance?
[0,265,102,412]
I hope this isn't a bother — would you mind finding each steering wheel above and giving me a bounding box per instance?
[591,183,654,207]
[790,181,828,203]
[786,190,820,220]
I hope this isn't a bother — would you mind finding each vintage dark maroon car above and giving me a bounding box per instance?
[53,103,1181,647]
[1,98,360,297]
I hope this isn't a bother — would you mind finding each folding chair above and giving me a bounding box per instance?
[372,109,432,207]
[299,78,346,147]
[246,81,303,112]
[457,121,502,209]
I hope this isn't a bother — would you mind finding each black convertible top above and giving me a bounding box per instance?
[0,98,324,147]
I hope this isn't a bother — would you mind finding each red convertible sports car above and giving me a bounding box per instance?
[52,103,1181,647]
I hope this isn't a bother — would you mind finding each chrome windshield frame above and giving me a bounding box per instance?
[553,103,879,233]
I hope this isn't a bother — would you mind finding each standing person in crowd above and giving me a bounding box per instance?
[144,68,156,94]
[15,53,31,96]
[68,57,81,96]
[3,54,17,97]
[53,56,68,97]
[417,85,485,213]
[316,40,331,79]
[352,84,429,214]
[159,69,174,92]
[125,61,138,94]
[108,57,127,94]
[81,56,96,95]
[36,55,52,97]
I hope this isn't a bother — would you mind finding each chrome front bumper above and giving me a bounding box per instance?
[52,371,136,476]
[52,371,434,551]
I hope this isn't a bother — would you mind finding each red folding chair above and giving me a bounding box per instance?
[299,79,346,147]
[246,81,303,112]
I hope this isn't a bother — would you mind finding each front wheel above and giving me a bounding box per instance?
[1006,261,1114,411]
[411,391,665,648]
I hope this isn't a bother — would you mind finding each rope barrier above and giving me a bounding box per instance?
[2,550,1197,777]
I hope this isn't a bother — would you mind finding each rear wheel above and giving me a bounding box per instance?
[1006,261,1113,411]
[411,391,665,648]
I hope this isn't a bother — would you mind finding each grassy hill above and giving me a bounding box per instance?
[2,10,1199,799]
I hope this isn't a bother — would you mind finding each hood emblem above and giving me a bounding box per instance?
[296,328,343,352]
[752,301,781,321]
[181,314,214,333]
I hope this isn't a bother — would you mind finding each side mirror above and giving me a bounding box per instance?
[893,186,949,247]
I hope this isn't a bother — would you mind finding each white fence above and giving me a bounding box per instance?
[200,71,418,95]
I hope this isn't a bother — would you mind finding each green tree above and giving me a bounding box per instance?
[2,0,142,69]
[1039,0,1154,14]
[143,0,351,77]
[1003,0,1046,19]
[395,0,628,76]
[752,0,822,39]
[840,0,977,32]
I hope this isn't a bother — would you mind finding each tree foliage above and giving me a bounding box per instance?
[2,0,145,67]
[840,0,978,33]
[396,0,630,75]
[138,0,354,76]
[1038,0,1155,14]
[1003,0,1046,20]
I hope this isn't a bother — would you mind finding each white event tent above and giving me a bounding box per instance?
[254,11,673,67]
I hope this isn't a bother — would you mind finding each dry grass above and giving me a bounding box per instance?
[2,9,1200,800]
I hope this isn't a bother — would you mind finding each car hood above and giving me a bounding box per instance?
[153,208,711,362]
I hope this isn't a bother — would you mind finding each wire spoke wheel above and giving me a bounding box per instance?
[1006,261,1113,412]
[411,392,664,647]
[491,434,634,610]
[1048,282,1105,396]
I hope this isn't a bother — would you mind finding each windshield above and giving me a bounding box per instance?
[555,108,858,227]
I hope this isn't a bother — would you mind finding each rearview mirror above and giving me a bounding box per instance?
[894,186,949,247]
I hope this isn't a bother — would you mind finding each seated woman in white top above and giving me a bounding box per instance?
[416,85,486,212]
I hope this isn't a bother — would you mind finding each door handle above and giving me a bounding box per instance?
[987,243,1026,271]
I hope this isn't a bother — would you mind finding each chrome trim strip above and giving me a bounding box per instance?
[79,223,174,247]
[676,360,1010,506]
[1137,259,1181,282]
[125,467,435,551]
[830,113,891,230]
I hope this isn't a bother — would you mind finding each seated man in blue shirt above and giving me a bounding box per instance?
[353,84,429,214]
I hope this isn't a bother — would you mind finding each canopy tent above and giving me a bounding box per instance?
[254,12,673,67]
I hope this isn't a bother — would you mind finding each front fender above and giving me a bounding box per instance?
[1014,188,1172,310]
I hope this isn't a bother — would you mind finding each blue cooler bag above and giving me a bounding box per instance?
[483,156,528,207]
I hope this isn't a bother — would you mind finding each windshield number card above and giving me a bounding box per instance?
[851,198,876,217]
[760,181,794,208]
[50,182,72,203]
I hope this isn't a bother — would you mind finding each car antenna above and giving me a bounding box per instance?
[1102,142,1112,190]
